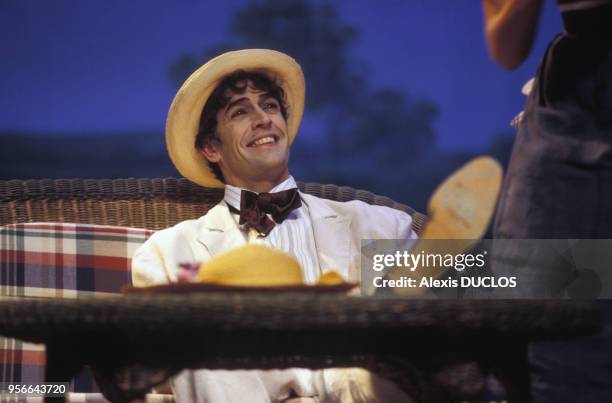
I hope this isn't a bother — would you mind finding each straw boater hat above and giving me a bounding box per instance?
[165,49,306,188]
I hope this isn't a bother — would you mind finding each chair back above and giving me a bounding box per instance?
[0,178,427,234]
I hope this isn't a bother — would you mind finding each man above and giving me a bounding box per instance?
[133,49,416,402]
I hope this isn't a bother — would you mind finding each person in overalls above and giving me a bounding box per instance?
[483,0,612,401]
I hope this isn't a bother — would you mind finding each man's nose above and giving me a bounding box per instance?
[252,105,272,128]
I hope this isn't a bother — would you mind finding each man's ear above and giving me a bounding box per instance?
[200,140,221,163]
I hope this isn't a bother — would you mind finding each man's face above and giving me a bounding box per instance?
[201,80,290,187]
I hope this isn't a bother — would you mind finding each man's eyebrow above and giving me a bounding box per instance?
[224,97,248,113]
[257,92,274,101]
[223,92,275,113]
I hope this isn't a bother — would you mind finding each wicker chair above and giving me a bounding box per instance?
[0,178,425,402]
[0,178,427,233]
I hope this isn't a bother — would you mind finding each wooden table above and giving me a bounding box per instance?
[0,293,602,402]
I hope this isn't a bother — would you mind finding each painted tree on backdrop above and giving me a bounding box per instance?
[168,0,439,204]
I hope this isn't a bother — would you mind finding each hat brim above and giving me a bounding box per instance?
[166,49,305,188]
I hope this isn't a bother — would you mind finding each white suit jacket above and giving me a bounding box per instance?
[131,192,417,403]
[132,192,417,287]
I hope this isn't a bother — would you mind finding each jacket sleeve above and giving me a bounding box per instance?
[131,232,174,287]
[131,219,202,286]
[395,209,419,241]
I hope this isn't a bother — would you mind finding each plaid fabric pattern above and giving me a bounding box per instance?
[1,223,153,298]
[0,223,153,390]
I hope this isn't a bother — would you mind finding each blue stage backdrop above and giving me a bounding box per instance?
[0,0,562,211]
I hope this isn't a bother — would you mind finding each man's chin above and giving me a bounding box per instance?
[251,155,289,168]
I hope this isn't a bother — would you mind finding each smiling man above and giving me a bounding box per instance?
[132,49,417,402]
[197,70,291,192]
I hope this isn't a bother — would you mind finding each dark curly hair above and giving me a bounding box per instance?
[195,70,288,182]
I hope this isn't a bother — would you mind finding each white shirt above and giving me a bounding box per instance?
[224,176,322,284]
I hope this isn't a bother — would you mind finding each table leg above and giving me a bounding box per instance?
[44,342,82,403]
[490,343,532,403]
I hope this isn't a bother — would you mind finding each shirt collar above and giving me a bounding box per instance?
[224,175,298,210]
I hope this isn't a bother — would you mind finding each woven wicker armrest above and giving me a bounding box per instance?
[0,178,427,233]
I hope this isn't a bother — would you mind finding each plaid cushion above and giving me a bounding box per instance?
[1,223,153,297]
[0,223,153,390]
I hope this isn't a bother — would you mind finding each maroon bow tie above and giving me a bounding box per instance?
[238,188,302,236]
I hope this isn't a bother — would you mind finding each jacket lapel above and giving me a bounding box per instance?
[195,196,354,281]
[196,201,246,257]
[301,193,353,281]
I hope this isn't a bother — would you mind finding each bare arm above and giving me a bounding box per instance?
[483,0,544,70]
